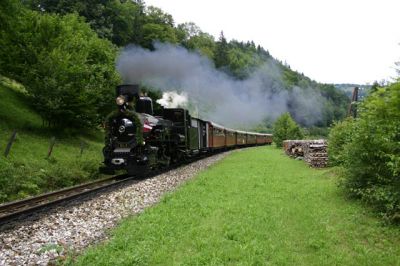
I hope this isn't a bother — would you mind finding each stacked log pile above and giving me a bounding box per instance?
[283,139,328,168]
[303,140,328,168]
[283,140,306,158]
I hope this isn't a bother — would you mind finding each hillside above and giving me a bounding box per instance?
[0,77,105,203]
[1,0,349,133]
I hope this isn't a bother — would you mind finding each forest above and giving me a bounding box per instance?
[0,0,349,132]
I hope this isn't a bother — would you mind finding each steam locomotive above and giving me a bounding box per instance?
[101,84,272,175]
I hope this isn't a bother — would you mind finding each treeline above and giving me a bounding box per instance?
[0,0,348,129]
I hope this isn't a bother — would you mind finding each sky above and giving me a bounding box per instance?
[144,0,400,84]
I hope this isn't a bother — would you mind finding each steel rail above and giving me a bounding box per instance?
[0,175,132,226]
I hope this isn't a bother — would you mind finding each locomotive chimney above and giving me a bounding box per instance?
[116,84,140,102]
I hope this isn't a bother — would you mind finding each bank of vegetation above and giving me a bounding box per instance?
[0,77,104,203]
[328,82,400,223]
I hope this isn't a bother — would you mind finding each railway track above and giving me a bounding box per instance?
[0,174,133,226]
[0,156,206,228]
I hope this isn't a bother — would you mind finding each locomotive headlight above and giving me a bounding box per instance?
[116,95,126,106]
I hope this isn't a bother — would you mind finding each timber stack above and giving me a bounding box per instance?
[283,140,306,158]
[282,139,328,168]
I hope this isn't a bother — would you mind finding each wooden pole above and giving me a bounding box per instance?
[353,87,359,118]
[347,87,359,118]
[4,130,17,157]
[80,141,86,156]
[47,136,56,158]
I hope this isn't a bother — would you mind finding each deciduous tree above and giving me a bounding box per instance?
[0,6,120,127]
[273,113,303,147]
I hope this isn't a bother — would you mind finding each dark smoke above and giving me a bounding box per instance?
[116,43,324,128]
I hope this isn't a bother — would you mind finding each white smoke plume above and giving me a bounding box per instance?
[156,91,188,108]
[117,43,324,128]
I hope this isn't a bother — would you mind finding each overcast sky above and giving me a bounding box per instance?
[144,0,400,84]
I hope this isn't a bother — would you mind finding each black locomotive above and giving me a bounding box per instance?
[101,84,272,175]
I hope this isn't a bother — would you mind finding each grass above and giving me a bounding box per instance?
[72,146,400,265]
[0,77,105,202]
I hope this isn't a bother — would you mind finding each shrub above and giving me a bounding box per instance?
[303,126,329,139]
[340,83,400,223]
[327,118,355,166]
[273,112,303,147]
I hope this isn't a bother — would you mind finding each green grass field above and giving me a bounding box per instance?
[72,146,400,265]
[0,77,105,202]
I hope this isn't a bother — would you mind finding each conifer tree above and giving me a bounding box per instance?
[214,31,229,68]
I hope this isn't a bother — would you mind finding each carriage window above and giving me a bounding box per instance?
[213,128,225,136]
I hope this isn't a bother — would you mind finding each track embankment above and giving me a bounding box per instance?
[0,152,229,265]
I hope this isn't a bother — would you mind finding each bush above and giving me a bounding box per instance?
[303,126,329,139]
[338,83,400,223]
[273,112,303,147]
[0,155,103,203]
[327,118,355,166]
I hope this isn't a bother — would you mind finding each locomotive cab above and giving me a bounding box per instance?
[115,84,154,116]
[136,96,153,115]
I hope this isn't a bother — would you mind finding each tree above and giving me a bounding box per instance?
[26,0,114,39]
[24,0,142,47]
[0,6,120,127]
[214,31,229,68]
[176,22,201,42]
[176,23,215,59]
[273,113,303,147]
[139,6,177,49]
[145,6,174,26]
[106,0,140,46]
[370,81,380,93]
[141,23,177,49]
[185,33,215,59]
[131,0,145,45]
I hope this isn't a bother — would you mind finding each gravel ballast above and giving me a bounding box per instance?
[0,152,229,265]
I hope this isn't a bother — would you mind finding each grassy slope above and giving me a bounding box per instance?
[0,77,105,202]
[73,146,400,265]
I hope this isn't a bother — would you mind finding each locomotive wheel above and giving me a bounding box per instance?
[99,166,115,175]
[127,165,149,178]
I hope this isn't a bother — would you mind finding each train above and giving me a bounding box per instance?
[100,84,272,175]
